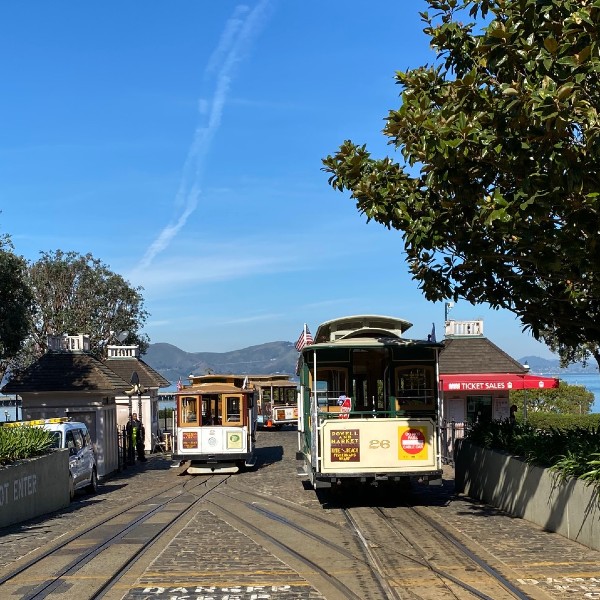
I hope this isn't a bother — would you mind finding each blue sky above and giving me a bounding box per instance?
[0,0,556,361]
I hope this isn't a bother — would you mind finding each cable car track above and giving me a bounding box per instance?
[0,474,230,600]
[204,492,373,600]
[344,504,533,600]
[215,482,540,599]
[0,467,194,572]
[226,481,346,529]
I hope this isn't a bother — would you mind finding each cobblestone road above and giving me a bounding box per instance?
[1,428,599,599]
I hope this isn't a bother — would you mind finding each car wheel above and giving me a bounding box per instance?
[69,474,75,501]
[86,467,98,493]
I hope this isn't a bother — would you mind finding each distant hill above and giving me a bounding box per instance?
[141,342,598,388]
[143,341,299,385]
[518,355,599,375]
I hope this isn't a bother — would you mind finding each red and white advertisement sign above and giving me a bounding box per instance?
[400,428,425,454]
[338,396,351,419]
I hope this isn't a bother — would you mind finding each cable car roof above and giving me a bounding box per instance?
[314,314,413,344]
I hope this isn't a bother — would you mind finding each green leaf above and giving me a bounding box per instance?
[544,37,558,53]
[557,83,575,100]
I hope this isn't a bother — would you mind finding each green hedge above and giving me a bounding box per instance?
[466,417,600,497]
[0,425,55,465]
[524,412,600,430]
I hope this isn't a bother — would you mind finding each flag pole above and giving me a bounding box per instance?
[313,346,317,408]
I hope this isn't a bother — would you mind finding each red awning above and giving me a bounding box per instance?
[440,373,559,392]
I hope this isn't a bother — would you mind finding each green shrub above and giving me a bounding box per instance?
[158,408,174,419]
[0,425,55,465]
[465,420,600,497]
[525,412,600,431]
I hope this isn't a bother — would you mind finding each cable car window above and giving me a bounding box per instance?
[315,368,347,407]
[394,367,435,409]
[202,396,220,425]
[181,396,198,424]
[226,396,241,422]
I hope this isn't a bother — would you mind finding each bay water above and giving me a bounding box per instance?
[551,372,600,414]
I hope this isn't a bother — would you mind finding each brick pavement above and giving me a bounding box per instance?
[1,430,600,600]
[115,431,600,600]
[0,454,179,569]
[122,507,326,600]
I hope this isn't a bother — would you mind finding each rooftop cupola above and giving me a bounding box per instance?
[106,345,140,359]
[47,334,90,352]
[444,319,484,338]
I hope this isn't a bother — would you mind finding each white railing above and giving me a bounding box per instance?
[444,319,484,337]
[107,345,140,358]
[47,334,90,352]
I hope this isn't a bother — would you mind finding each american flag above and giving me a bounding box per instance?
[295,324,313,352]
[176,378,183,391]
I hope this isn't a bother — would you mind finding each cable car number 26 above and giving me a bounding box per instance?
[369,439,390,449]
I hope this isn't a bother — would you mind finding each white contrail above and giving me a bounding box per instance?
[137,0,270,271]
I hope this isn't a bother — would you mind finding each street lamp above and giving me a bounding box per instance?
[137,385,143,418]
[445,302,454,322]
[125,371,146,420]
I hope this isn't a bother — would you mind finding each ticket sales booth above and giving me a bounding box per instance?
[438,320,559,461]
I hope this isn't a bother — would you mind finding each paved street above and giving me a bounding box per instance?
[1,428,599,599]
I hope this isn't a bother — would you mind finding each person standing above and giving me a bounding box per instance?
[126,413,146,463]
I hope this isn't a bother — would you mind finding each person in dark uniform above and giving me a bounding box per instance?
[126,413,146,462]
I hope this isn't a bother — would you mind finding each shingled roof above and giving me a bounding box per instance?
[104,356,170,389]
[439,337,527,375]
[1,351,131,393]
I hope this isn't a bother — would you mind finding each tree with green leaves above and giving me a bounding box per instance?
[511,380,594,414]
[21,250,149,365]
[323,0,600,367]
[0,235,35,382]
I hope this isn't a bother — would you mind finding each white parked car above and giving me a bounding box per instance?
[34,418,98,500]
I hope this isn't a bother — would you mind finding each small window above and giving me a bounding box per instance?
[65,431,76,454]
[72,430,84,451]
[315,368,348,407]
[226,396,241,422]
[181,396,198,425]
[395,366,435,410]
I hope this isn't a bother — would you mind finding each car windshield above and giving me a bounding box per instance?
[49,431,62,449]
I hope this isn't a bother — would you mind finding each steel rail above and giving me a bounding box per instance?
[5,475,229,600]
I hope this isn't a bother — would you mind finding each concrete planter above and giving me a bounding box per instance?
[0,450,70,529]
[455,440,600,551]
